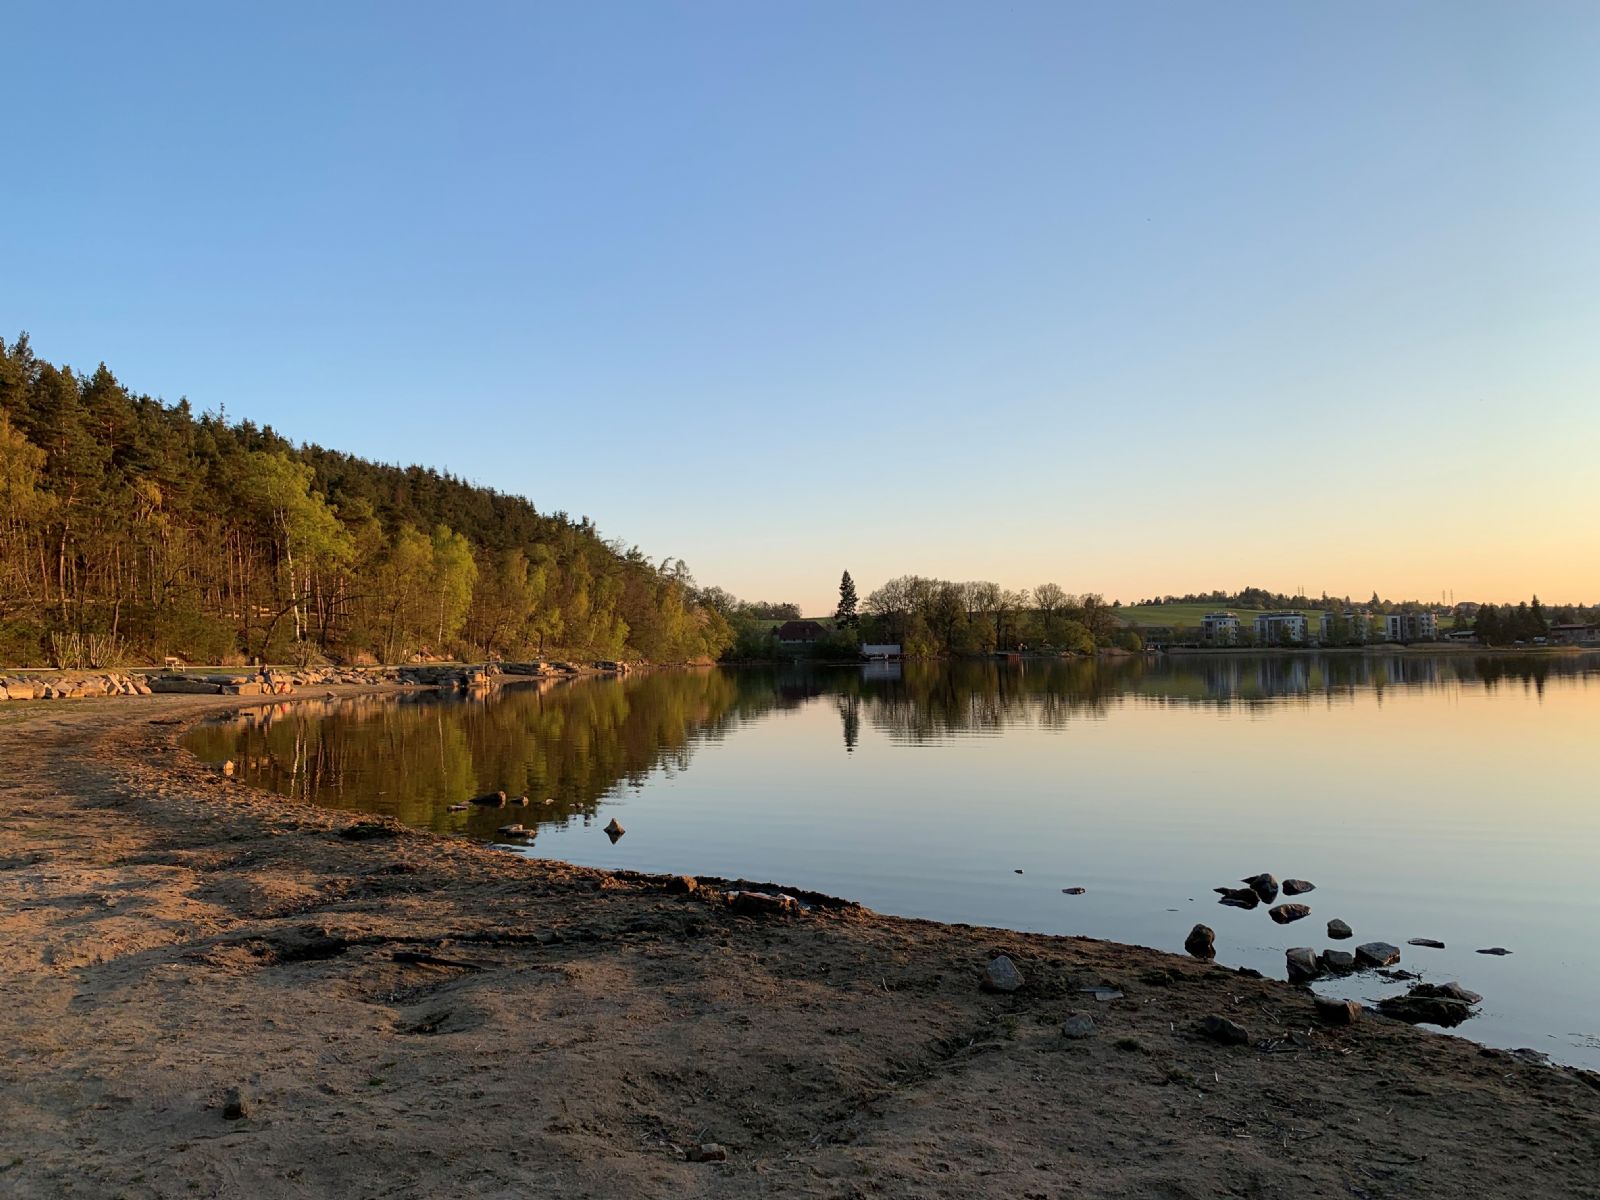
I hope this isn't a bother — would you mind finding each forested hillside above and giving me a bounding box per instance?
[0,334,732,667]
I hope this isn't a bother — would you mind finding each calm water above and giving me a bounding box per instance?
[185,654,1600,1069]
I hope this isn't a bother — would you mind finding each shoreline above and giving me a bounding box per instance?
[1,690,1597,1197]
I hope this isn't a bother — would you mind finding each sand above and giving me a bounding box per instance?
[1,690,1597,1199]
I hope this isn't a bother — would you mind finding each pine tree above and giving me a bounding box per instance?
[835,570,859,630]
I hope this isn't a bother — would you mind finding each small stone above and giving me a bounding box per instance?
[1408,938,1446,949]
[982,955,1024,993]
[687,1143,727,1163]
[1355,941,1401,968]
[1241,873,1279,903]
[1281,878,1315,895]
[1197,1015,1250,1046]
[1432,981,1483,1004]
[1184,924,1216,960]
[1314,997,1361,1025]
[1060,1014,1097,1039]
[1269,903,1312,925]
[1014,868,1024,874]
[221,1087,249,1120]
[604,818,625,841]
[1327,919,1353,940]
[1214,887,1259,909]
[1319,949,1356,973]
[1476,947,1513,956]
[1062,886,1086,895]
[1285,947,1320,983]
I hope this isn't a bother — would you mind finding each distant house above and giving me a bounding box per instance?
[1254,611,1308,645]
[1319,610,1371,643]
[772,620,829,646]
[1200,612,1240,645]
[860,643,902,659]
[1381,612,1439,642]
[1549,622,1599,645]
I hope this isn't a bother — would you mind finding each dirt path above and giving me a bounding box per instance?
[1,693,1597,1199]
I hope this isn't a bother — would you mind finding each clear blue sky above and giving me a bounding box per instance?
[5,1,1598,610]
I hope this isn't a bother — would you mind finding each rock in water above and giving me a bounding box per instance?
[1319,949,1356,973]
[1355,941,1401,968]
[1285,947,1320,983]
[1379,983,1480,1027]
[1198,1015,1250,1045]
[1062,886,1086,895]
[604,817,625,842]
[1327,918,1353,940]
[1241,873,1279,904]
[982,955,1025,993]
[1214,886,1259,909]
[496,823,525,837]
[1477,947,1513,956]
[471,791,507,807]
[1314,997,1361,1026]
[1061,1014,1097,1039]
[1184,924,1216,960]
[1269,903,1312,925]
[1408,938,1446,949]
[1281,878,1315,895]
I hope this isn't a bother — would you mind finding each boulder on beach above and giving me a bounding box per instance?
[1285,947,1320,983]
[1197,1015,1250,1045]
[1184,924,1216,960]
[981,955,1025,993]
[1241,873,1279,904]
[1314,997,1361,1026]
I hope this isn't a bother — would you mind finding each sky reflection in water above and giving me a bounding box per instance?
[186,653,1600,1068]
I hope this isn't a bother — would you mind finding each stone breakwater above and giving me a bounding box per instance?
[0,659,631,702]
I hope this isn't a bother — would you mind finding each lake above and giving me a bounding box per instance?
[184,653,1600,1069]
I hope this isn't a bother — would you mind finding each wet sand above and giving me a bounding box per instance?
[1,690,1597,1199]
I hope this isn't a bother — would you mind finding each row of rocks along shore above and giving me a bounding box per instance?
[0,659,632,702]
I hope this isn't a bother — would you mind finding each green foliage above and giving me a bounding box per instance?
[0,334,734,665]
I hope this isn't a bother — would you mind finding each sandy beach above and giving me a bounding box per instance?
[2,690,1597,1199]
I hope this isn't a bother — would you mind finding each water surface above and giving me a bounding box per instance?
[185,654,1600,1068]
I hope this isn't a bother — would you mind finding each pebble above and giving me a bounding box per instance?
[1269,903,1312,925]
[1198,1015,1250,1045]
[1061,1014,1097,1039]
[1327,919,1353,940]
[982,955,1025,993]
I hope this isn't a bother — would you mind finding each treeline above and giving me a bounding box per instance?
[1471,597,1595,645]
[1136,586,1443,614]
[859,576,1139,656]
[0,334,733,666]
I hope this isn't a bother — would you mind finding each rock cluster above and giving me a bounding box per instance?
[0,671,154,701]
